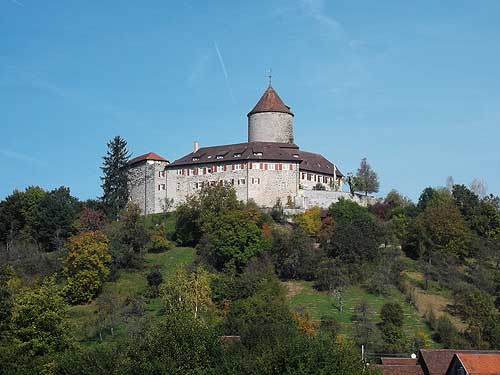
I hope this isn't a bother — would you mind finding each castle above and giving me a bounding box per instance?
[127,84,348,214]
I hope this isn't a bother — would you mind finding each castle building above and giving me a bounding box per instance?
[127,85,344,214]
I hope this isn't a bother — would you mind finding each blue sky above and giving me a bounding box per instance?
[1,0,499,201]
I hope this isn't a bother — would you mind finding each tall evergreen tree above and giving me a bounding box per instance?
[356,157,380,196]
[101,136,130,219]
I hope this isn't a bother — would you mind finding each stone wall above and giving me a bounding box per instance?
[296,190,378,209]
[299,170,342,192]
[128,160,168,214]
[248,112,294,143]
[165,161,300,209]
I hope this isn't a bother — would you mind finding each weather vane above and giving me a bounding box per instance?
[267,68,272,86]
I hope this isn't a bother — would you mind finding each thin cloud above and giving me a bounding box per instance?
[10,0,25,7]
[299,0,342,36]
[213,41,235,103]
[0,149,48,168]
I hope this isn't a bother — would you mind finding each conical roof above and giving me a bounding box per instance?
[247,85,294,116]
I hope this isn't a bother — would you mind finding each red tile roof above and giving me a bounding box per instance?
[375,364,424,375]
[419,350,500,375]
[457,353,500,374]
[166,142,343,177]
[128,152,168,165]
[381,358,418,366]
[247,85,294,116]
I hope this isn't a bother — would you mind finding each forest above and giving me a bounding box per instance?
[0,138,499,374]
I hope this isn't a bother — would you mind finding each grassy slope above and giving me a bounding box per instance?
[67,247,195,343]
[287,280,438,347]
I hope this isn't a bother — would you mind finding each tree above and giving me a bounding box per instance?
[470,178,487,199]
[199,210,266,271]
[355,158,379,196]
[74,207,106,233]
[403,201,471,261]
[417,187,452,211]
[106,203,149,269]
[160,267,212,319]
[101,136,130,219]
[352,300,376,349]
[294,206,322,236]
[63,231,111,304]
[10,277,72,356]
[0,265,15,338]
[380,302,407,353]
[31,186,80,251]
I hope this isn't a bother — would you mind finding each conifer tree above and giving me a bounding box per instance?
[356,157,380,196]
[100,136,130,219]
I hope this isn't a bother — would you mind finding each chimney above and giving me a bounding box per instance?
[193,141,199,153]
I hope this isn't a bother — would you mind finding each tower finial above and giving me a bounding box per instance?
[267,68,272,86]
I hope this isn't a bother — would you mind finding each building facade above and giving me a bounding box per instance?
[128,85,345,213]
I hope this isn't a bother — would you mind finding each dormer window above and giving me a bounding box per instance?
[192,157,200,161]
[216,155,224,159]
[293,154,299,158]
[233,153,241,158]
[253,152,263,156]
[207,155,212,159]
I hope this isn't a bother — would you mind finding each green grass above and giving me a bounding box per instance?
[67,247,195,343]
[288,281,436,344]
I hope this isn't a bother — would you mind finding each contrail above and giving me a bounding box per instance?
[214,41,229,80]
[213,41,235,103]
[10,0,25,7]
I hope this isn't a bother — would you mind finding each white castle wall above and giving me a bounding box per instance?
[296,190,378,209]
[248,112,294,143]
[128,160,168,214]
[166,161,300,209]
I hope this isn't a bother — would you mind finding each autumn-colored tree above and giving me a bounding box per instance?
[63,231,111,304]
[74,207,106,232]
[404,201,471,260]
[294,206,322,236]
[160,267,212,319]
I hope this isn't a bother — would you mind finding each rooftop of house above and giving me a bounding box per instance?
[453,353,500,374]
[247,85,294,116]
[166,141,343,177]
[419,349,500,375]
[128,152,169,166]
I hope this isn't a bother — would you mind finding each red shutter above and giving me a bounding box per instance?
[203,168,207,175]
[290,164,293,171]
[231,164,235,171]
[278,163,282,170]
[241,163,244,170]
[264,163,268,170]
[260,163,263,169]
[224,165,227,172]
[249,162,252,169]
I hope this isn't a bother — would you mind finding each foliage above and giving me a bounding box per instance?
[199,209,266,271]
[0,265,15,337]
[160,267,212,319]
[271,226,323,280]
[146,228,174,253]
[380,302,407,353]
[106,203,149,269]
[9,277,72,356]
[355,158,379,195]
[31,187,80,251]
[404,201,471,261]
[294,206,322,236]
[326,200,382,280]
[417,187,452,211]
[352,300,376,349]
[63,231,111,304]
[100,136,130,220]
[174,185,242,246]
[73,207,106,232]
[313,182,326,191]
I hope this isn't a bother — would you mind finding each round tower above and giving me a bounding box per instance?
[247,85,294,143]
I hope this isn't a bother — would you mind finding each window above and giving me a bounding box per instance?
[217,165,224,172]
[252,177,260,185]
[233,153,241,158]
[253,152,263,156]
[192,157,200,161]
[281,182,287,189]
[268,163,275,170]
[176,169,182,175]
[216,155,224,160]
[293,154,299,158]
[307,174,312,181]
[176,183,180,191]
[234,164,242,170]
[238,178,246,185]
